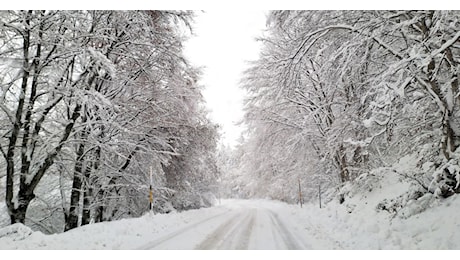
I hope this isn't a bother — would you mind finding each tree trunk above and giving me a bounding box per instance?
[82,142,102,225]
[95,145,140,223]
[65,171,83,231]
[95,205,104,223]
[335,144,350,183]
[5,11,32,225]
[82,189,92,225]
[81,163,93,226]
[10,102,82,227]
[441,111,458,160]
[9,192,35,224]
[65,139,86,231]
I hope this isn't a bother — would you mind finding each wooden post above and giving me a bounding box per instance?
[318,183,322,209]
[298,178,303,208]
[217,178,221,205]
[149,167,153,211]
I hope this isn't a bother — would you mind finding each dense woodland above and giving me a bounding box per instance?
[1,10,460,235]
[220,10,460,204]
[0,10,219,233]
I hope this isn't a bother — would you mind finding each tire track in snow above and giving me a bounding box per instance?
[136,209,234,249]
[196,209,256,249]
[195,211,247,249]
[137,206,318,250]
[234,209,256,249]
[267,210,307,249]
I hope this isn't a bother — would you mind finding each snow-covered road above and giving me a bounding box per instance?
[0,199,335,250]
[138,205,307,250]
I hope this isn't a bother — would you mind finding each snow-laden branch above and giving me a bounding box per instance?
[291,24,407,62]
[425,30,460,61]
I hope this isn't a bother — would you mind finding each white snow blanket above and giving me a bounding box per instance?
[0,194,458,249]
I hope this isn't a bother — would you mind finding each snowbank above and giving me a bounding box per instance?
[282,167,460,249]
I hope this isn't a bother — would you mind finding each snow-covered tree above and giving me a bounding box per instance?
[0,10,96,224]
[237,10,460,203]
[0,10,220,232]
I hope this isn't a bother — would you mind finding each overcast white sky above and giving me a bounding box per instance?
[184,10,268,147]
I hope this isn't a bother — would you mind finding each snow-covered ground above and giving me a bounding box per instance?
[0,199,321,250]
[0,165,459,250]
[0,195,459,250]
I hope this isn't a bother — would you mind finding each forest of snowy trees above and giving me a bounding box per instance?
[0,10,219,233]
[220,10,460,204]
[2,9,460,236]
